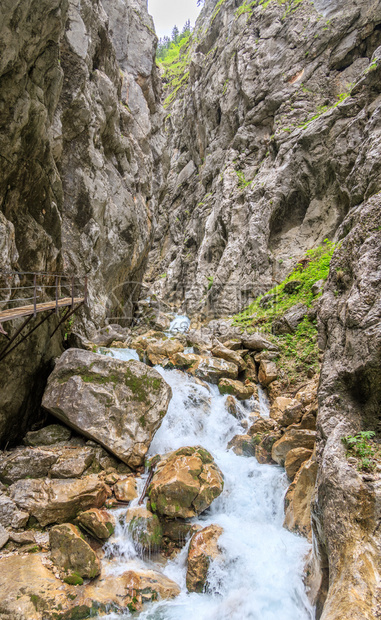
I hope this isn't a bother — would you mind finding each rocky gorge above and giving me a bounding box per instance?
[0,0,381,619]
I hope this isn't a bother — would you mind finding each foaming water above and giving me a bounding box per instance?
[102,350,313,620]
[168,315,190,333]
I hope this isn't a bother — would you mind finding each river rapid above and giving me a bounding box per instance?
[100,344,314,620]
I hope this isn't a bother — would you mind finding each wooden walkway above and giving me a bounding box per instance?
[0,297,84,324]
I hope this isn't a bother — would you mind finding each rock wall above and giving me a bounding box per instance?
[145,0,381,319]
[0,0,163,445]
[313,194,381,619]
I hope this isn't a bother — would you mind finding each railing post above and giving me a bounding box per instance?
[71,276,74,309]
[84,276,88,305]
[55,276,59,314]
[33,274,37,317]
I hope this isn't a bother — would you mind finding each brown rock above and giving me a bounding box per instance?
[248,416,277,435]
[222,339,242,350]
[0,448,58,484]
[77,508,115,539]
[148,447,224,519]
[9,531,36,545]
[50,447,95,479]
[285,448,313,481]
[211,343,246,371]
[147,339,184,357]
[243,354,258,383]
[49,523,101,579]
[270,397,303,428]
[272,429,316,466]
[242,334,279,352]
[218,378,255,400]
[195,356,239,384]
[114,476,138,502]
[186,524,223,593]
[284,458,317,540]
[258,360,278,386]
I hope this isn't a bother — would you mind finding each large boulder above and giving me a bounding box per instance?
[113,476,138,502]
[218,378,256,400]
[49,523,100,580]
[271,429,316,466]
[195,357,238,384]
[42,349,172,468]
[126,506,163,551]
[258,360,278,387]
[9,475,108,526]
[186,524,224,593]
[148,447,224,519]
[270,397,303,428]
[284,457,317,539]
[49,447,95,479]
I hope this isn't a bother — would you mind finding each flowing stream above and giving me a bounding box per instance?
[100,345,314,620]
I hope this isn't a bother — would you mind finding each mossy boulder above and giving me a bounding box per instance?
[42,349,172,469]
[148,447,224,519]
[126,506,163,551]
[77,508,115,540]
[49,523,100,579]
[218,378,256,400]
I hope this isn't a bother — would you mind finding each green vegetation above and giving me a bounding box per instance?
[342,431,380,471]
[236,170,252,189]
[233,240,336,388]
[156,22,193,108]
[207,276,214,290]
[64,572,84,586]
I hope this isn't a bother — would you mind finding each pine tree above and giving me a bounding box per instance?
[171,25,179,44]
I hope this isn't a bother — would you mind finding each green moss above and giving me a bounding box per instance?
[64,573,84,586]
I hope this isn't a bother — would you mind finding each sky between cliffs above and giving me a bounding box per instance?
[148,0,202,38]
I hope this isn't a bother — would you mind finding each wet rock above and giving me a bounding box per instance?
[272,303,309,335]
[23,424,72,446]
[161,519,199,544]
[218,378,255,400]
[285,448,313,481]
[83,569,181,612]
[272,429,316,466]
[9,475,108,527]
[0,493,29,529]
[195,357,238,384]
[77,508,115,540]
[186,524,224,593]
[0,524,9,550]
[49,523,100,579]
[126,506,163,551]
[284,458,317,540]
[258,360,278,387]
[42,349,172,469]
[0,555,180,618]
[211,342,246,371]
[148,447,224,519]
[270,397,303,428]
[254,432,282,464]
[227,434,257,457]
[0,448,58,484]
[113,476,138,502]
[50,447,95,479]
[225,395,238,418]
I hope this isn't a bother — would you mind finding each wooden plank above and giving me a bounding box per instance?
[0,297,84,323]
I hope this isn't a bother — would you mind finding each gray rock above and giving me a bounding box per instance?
[50,447,95,479]
[311,279,325,296]
[42,349,172,468]
[0,448,58,485]
[272,303,309,335]
[242,333,279,352]
[23,425,72,447]
[0,494,29,529]
[0,524,9,550]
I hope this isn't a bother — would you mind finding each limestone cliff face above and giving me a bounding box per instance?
[313,194,381,620]
[0,0,163,444]
[145,0,381,319]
